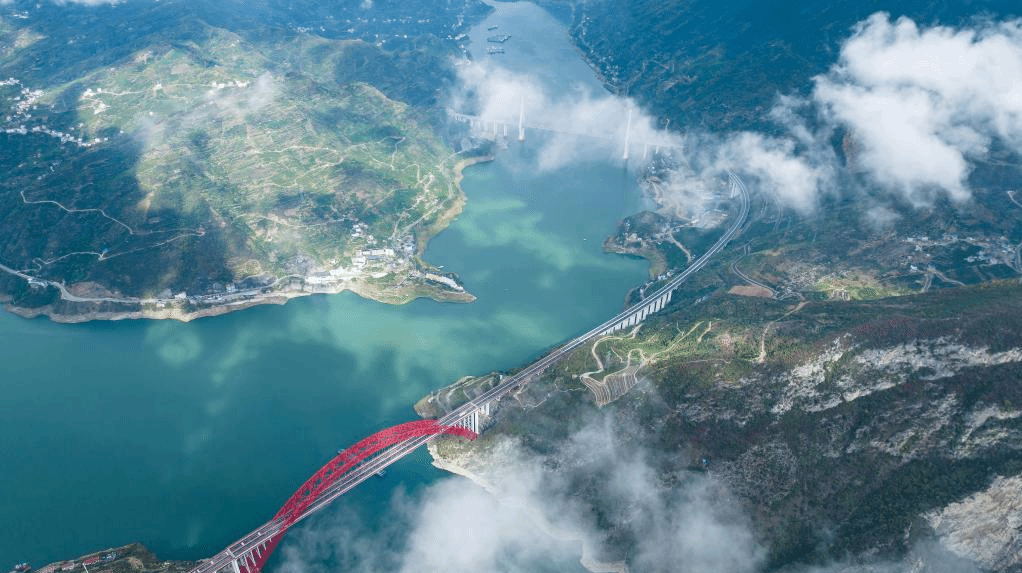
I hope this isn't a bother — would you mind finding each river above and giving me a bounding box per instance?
[0,2,645,570]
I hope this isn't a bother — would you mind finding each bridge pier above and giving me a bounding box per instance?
[595,288,676,337]
[518,99,525,142]
[454,404,491,434]
[622,108,632,161]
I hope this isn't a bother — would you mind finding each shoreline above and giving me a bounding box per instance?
[0,153,495,324]
[25,542,196,573]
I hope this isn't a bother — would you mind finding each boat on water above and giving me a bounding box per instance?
[487,25,498,31]
[486,34,511,43]
[487,47,505,54]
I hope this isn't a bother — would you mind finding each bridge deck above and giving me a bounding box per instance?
[191,173,749,573]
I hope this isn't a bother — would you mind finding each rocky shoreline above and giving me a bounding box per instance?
[2,276,476,323]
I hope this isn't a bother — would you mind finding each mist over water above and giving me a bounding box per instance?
[0,1,647,568]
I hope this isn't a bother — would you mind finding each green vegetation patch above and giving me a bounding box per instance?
[0,20,459,302]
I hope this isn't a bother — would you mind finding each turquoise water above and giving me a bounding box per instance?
[0,1,645,567]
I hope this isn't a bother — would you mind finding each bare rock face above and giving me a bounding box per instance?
[423,284,1022,571]
[926,474,1022,571]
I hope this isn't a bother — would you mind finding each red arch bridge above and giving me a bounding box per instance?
[187,173,751,573]
[187,419,478,573]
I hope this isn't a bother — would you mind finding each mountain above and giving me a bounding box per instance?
[557,0,1020,131]
[423,280,1022,571]
[0,0,489,320]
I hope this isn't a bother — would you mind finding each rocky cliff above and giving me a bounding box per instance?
[424,281,1022,571]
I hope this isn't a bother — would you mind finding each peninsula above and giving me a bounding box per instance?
[0,6,486,322]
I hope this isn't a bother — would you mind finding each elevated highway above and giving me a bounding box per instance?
[190,172,750,573]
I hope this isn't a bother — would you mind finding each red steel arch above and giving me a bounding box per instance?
[275,420,477,525]
[242,419,476,573]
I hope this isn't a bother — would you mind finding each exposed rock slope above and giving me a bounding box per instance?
[425,282,1022,571]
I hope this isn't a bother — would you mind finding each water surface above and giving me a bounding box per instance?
[0,1,643,568]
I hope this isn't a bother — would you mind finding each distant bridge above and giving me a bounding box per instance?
[190,173,749,573]
[448,103,682,161]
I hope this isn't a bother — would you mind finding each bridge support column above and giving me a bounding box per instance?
[518,99,525,141]
[231,560,242,573]
[622,108,632,161]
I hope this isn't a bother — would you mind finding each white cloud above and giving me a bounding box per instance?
[656,13,1022,215]
[451,57,835,217]
[724,132,833,213]
[273,412,997,573]
[813,12,1022,205]
[277,416,764,573]
[452,60,680,172]
[649,129,834,217]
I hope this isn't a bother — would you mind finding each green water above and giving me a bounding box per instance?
[0,1,645,567]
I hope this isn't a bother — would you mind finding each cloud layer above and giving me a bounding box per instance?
[814,13,1022,205]
[455,12,1022,217]
[276,416,764,573]
[274,413,985,573]
[452,60,679,172]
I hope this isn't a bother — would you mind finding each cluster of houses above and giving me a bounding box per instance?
[1,78,104,148]
[34,553,117,573]
[351,248,396,267]
[904,233,1017,269]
